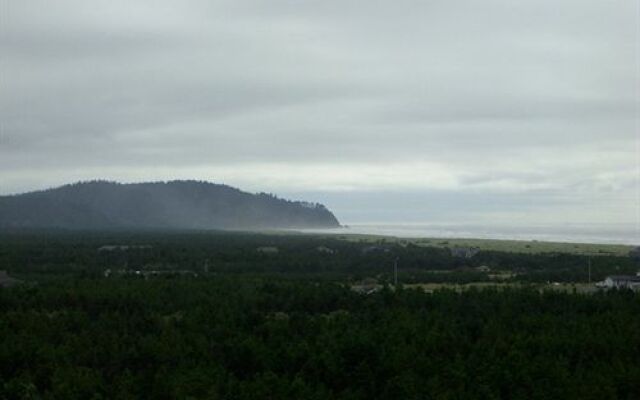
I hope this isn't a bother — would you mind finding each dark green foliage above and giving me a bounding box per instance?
[1,279,639,399]
[1,231,636,283]
[1,233,640,398]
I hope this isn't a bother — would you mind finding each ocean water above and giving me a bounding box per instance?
[300,223,640,246]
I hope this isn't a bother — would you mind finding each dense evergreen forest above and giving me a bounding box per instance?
[1,232,639,399]
[0,181,340,230]
[1,231,637,283]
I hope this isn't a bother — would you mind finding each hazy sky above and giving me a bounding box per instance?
[1,0,638,232]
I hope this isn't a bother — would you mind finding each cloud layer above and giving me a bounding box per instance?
[1,0,637,231]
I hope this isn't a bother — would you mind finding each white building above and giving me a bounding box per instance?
[256,246,279,254]
[450,247,480,259]
[597,275,640,291]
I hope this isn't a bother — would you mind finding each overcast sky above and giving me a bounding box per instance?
[1,0,638,234]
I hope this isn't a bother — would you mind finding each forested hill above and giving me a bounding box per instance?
[0,180,341,230]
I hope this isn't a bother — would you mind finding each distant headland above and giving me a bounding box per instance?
[0,180,341,231]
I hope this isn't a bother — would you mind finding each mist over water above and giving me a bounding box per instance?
[301,223,639,246]
[281,189,639,246]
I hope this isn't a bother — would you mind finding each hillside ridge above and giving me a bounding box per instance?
[0,180,341,230]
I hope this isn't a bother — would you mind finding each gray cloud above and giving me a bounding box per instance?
[1,0,637,231]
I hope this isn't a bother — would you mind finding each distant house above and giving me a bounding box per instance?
[104,269,198,279]
[362,246,390,255]
[142,270,198,278]
[450,247,480,259]
[257,246,279,254]
[352,278,382,295]
[597,275,640,291]
[0,271,22,288]
[476,265,491,272]
[316,246,336,254]
[489,272,515,281]
[513,267,528,275]
[98,245,152,252]
[98,245,122,252]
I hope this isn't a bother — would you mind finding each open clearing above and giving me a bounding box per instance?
[330,234,634,256]
[404,282,599,294]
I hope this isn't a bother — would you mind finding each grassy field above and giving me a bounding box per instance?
[410,237,633,256]
[404,282,599,294]
[332,234,634,256]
